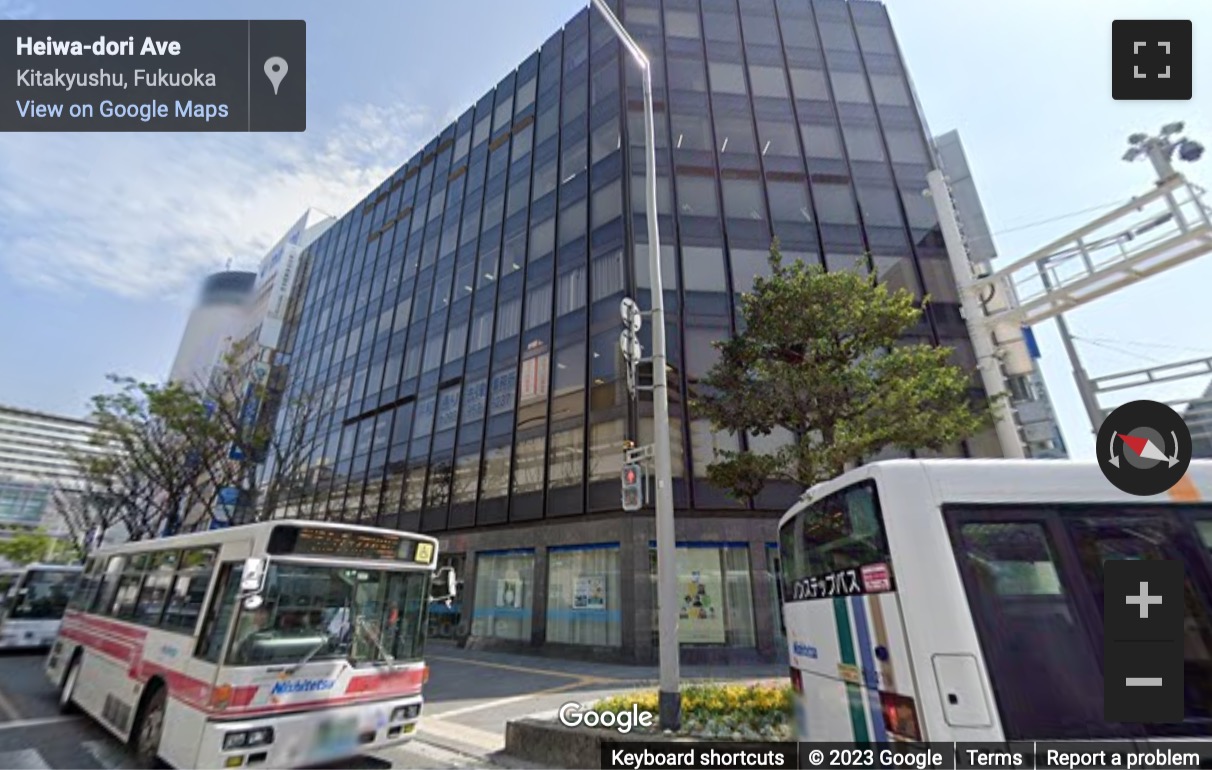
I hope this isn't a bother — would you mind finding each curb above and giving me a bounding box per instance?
[504,718,697,770]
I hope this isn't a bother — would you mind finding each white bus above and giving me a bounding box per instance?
[777,459,1212,744]
[0,563,82,650]
[46,520,457,769]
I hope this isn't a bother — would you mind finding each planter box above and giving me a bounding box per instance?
[504,718,699,769]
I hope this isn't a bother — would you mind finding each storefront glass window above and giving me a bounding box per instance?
[546,544,621,647]
[471,550,534,642]
[650,543,755,648]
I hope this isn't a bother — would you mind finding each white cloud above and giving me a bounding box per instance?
[0,101,438,300]
[0,0,36,20]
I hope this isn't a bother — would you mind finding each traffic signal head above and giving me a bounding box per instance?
[621,463,642,511]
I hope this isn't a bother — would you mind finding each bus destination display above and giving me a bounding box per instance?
[278,527,402,560]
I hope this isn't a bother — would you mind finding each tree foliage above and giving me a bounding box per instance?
[62,350,324,549]
[692,243,990,502]
[0,530,63,566]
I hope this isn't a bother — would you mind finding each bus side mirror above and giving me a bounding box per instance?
[430,567,457,604]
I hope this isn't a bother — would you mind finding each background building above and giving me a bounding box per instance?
[167,270,257,387]
[177,212,336,531]
[0,405,107,564]
[275,0,1001,663]
[934,129,1067,458]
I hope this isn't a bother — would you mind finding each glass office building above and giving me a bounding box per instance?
[276,0,999,663]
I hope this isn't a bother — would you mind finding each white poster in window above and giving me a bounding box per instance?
[573,575,606,610]
[496,578,523,609]
[678,549,726,644]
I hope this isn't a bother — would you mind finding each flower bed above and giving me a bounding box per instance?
[592,681,794,741]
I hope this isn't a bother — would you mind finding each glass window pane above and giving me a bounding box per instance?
[709,63,747,95]
[722,177,766,221]
[546,547,621,646]
[462,377,487,423]
[869,73,911,106]
[767,179,812,224]
[758,120,799,158]
[789,68,829,101]
[677,174,719,217]
[669,56,708,92]
[681,246,729,293]
[665,9,700,38]
[436,386,461,433]
[593,181,624,228]
[749,65,788,98]
[830,71,871,104]
[557,266,588,316]
[813,183,858,224]
[716,115,757,155]
[671,112,714,152]
[471,552,534,641]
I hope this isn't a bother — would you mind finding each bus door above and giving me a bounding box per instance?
[1061,508,1212,740]
[946,508,1141,741]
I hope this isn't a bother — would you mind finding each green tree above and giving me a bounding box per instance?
[0,530,57,566]
[692,243,990,502]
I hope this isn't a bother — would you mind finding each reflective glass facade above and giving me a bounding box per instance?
[275,0,993,660]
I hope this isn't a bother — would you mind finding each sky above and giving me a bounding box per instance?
[0,0,1209,462]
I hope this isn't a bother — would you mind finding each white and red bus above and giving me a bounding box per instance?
[46,520,457,769]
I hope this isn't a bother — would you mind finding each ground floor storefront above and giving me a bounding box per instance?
[434,512,787,664]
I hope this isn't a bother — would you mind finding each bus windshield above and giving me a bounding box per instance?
[7,569,79,620]
[226,562,430,668]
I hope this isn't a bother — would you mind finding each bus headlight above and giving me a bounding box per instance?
[223,727,274,750]
[391,704,421,721]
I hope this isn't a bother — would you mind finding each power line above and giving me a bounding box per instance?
[966,198,1133,244]
[1073,336,1166,366]
[1073,333,1212,357]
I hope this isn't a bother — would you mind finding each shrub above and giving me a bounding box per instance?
[592,681,793,740]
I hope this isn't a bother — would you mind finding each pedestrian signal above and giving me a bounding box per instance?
[621,463,643,511]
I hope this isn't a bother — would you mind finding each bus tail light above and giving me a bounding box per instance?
[211,683,233,711]
[879,691,921,742]
[422,665,429,684]
[789,667,803,694]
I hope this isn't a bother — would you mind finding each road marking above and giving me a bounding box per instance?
[418,717,504,751]
[0,749,51,769]
[0,715,83,732]
[428,654,625,682]
[427,677,607,720]
[0,684,22,721]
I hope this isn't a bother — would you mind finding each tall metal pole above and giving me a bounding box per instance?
[927,170,1025,459]
[1036,263,1103,433]
[590,0,680,730]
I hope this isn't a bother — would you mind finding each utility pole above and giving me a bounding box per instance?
[927,170,1025,459]
[590,0,681,731]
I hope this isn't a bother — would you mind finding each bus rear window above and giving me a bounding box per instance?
[779,481,892,601]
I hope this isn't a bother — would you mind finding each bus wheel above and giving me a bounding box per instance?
[131,686,167,768]
[58,657,80,714]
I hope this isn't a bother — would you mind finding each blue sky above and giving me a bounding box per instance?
[0,0,1208,461]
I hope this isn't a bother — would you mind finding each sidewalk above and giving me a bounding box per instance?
[410,642,786,764]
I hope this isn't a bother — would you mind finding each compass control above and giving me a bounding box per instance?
[1097,400,1192,496]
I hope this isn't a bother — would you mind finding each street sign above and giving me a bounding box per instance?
[620,297,642,332]
[619,330,642,361]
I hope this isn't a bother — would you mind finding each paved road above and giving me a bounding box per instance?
[0,650,506,769]
[0,642,784,768]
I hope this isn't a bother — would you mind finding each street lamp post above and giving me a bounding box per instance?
[589,0,681,731]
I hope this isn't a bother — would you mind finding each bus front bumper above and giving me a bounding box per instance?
[198,695,423,769]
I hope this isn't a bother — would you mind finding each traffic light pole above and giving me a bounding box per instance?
[590,0,681,731]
